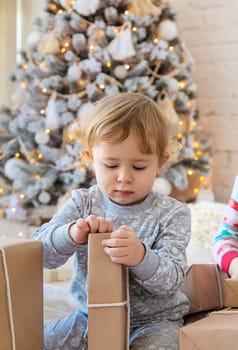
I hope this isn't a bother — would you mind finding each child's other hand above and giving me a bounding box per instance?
[228,257,238,279]
[69,215,113,244]
[101,225,145,266]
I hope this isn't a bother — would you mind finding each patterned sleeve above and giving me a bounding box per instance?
[212,176,238,274]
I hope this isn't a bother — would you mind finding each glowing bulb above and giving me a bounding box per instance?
[199,176,205,182]
[34,173,41,180]
[38,153,44,159]
[61,47,66,53]
[19,193,25,199]
[40,109,45,115]
[179,120,184,126]
[169,46,174,51]
[0,188,4,194]
[125,64,130,70]
[45,128,51,134]
[187,169,194,176]
[193,188,199,195]
[42,88,47,93]
[15,152,21,158]
[124,10,129,15]
[193,141,200,148]
[68,133,74,141]
[132,27,137,32]
[99,84,105,90]
[11,208,16,213]
[106,62,112,68]
[153,38,159,44]
[177,132,183,139]
[20,81,27,89]
[196,150,202,157]
[89,44,94,51]
[18,231,24,237]
[178,81,186,89]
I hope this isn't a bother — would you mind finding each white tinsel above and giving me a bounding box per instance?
[67,63,82,82]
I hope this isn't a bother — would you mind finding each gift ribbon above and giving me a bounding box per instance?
[88,300,128,308]
[0,247,16,350]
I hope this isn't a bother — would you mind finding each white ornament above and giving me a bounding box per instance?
[108,22,136,61]
[45,94,60,130]
[153,177,172,196]
[34,130,50,145]
[73,0,100,16]
[4,158,26,180]
[158,20,178,41]
[38,191,51,204]
[67,63,82,82]
[114,65,128,80]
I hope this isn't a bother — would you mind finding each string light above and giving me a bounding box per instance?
[193,141,200,148]
[38,153,44,159]
[45,128,51,134]
[187,169,194,176]
[124,10,129,15]
[0,188,4,195]
[179,120,184,126]
[19,193,25,199]
[178,81,186,89]
[193,188,199,195]
[106,62,112,68]
[40,109,45,115]
[169,46,174,51]
[153,38,159,44]
[99,84,105,90]
[177,132,183,139]
[124,64,130,70]
[42,88,48,93]
[20,81,27,89]
[132,27,138,32]
[34,173,41,180]
[15,152,21,158]
[68,133,74,141]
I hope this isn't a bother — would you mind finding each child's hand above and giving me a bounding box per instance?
[101,225,145,266]
[228,257,238,279]
[69,215,113,244]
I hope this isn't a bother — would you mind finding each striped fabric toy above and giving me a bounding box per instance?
[212,176,238,274]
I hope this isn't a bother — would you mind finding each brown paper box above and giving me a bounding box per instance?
[180,308,238,350]
[224,278,238,307]
[0,239,43,350]
[87,233,129,350]
[181,264,225,314]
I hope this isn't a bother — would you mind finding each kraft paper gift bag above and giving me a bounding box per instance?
[87,233,129,350]
[0,239,43,350]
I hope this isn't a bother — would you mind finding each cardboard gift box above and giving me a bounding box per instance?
[224,278,238,307]
[87,233,129,350]
[181,264,225,314]
[0,239,43,350]
[180,308,238,350]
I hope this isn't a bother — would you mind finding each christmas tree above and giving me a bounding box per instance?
[0,0,212,224]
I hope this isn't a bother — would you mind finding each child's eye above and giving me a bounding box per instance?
[104,164,118,168]
[133,166,146,170]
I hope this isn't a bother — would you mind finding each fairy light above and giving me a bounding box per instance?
[79,79,85,87]
[18,231,24,237]
[39,61,46,69]
[22,64,27,70]
[42,88,47,93]
[132,27,137,32]
[45,128,51,134]
[49,3,57,11]
[193,188,199,195]
[89,44,95,51]
[68,133,74,141]
[20,81,27,89]
[106,62,112,68]
[61,47,66,53]
[179,120,184,126]
[196,150,203,157]
[193,141,200,148]
[58,9,64,14]
[153,38,159,44]
[34,173,41,180]
[199,176,205,182]
[38,153,44,159]
[19,193,25,199]
[169,46,174,52]
[187,169,194,176]
[71,0,75,5]
[40,109,45,115]
[124,10,129,15]
[11,208,16,213]
[125,64,130,70]
[99,84,105,90]
[0,188,4,195]
[15,152,21,158]
[178,81,186,89]
[177,132,183,139]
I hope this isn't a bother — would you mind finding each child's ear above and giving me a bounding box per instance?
[158,151,170,169]
[83,149,93,163]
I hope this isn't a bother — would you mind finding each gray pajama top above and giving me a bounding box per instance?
[32,185,191,326]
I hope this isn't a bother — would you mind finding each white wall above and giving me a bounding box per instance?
[171,0,238,202]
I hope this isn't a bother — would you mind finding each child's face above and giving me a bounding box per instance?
[88,131,162,206]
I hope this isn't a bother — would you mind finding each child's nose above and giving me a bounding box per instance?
[117,168,133,183]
